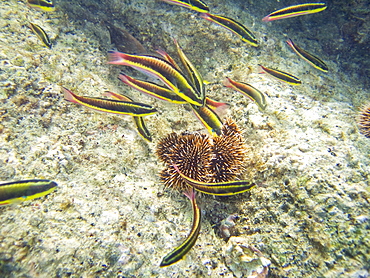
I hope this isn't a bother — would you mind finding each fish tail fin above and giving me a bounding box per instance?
[184,188,196,201]
[107,51,128,65]
[222,77,233,88]
[62,87,78,103]
[172,163,181,175]
[258,64,266,74]
[155,49,168,58]
[103,91,117,98]
[118,73,130,84]
[262,16,271,22]
[205,97,229,110]
[199,13,211,20]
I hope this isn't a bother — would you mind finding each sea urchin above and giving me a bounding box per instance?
[358,103,370,138]
[156,132,213,191]
[211,119,246,182]
[156,119,248,191]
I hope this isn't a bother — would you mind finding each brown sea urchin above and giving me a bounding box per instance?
[211,119,246,182]
[156,132,213,191]
[358,103,370,138]
[156,119,248,191]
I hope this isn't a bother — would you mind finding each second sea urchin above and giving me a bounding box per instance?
[211,119,246,182]
[358,103,370,138]
[156,119,248,191]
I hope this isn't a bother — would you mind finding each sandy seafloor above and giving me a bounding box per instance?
[0,0,369,277]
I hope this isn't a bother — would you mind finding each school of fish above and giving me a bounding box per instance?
[2,0,330,270]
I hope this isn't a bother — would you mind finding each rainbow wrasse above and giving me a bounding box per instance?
[223,77,267,111]
[154,47,228,111]
[119,74,227,110]
[172,164,256,196]
[259,64,302,85]
[29,22,51,48]
[262,2,327,22]
[0,179,57,206]
[108,51,203,106]
[200,13,258,47]
[103,91,152,142]
[204,97,229,111]
[286,38,328,72]
[191,104,223,136]
[174,39,206,103]
[159,0,209,13]
[119,73,186,104]
[160,188,201,267]
[27,0,55,12]
[63,87,157,116]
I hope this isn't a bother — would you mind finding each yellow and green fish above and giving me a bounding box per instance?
[27,0,55,12]
[259,64,302,85]
[103,91,153,142]
[262,2,327,22]
[286,38,328,72]
[108,51,204,106]
[159,0,209,13]
[119,73,227,109]
[118,73,186,104]
[172,163,256,196]
[200,13,258,47]
[29,22,52,48]
[223,77,267,111]
[0,179,57,206]
[118,73,225,136]
[191,104,223,136]
[174,39,206,102]
[160,188,201,267]
[63,87,157,116]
